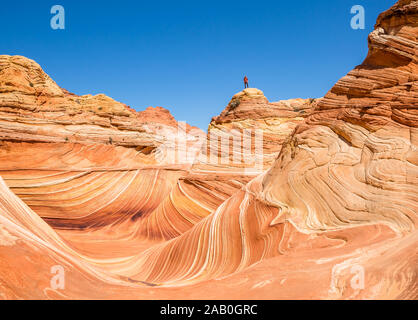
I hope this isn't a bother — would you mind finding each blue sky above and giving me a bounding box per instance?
[1,0,395,129]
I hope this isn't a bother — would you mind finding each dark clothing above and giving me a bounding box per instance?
[244,76,249,89]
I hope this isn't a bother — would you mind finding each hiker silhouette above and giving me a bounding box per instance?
[244,76,249,89]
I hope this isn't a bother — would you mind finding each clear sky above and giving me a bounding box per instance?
[1,0,396,130]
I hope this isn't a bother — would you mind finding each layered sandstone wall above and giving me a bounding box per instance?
[0,55,205,230]
[109,0,418,299]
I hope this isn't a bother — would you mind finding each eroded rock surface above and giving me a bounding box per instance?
[0,55,205,230]
[136,89,316,240]
[0,0,416,300]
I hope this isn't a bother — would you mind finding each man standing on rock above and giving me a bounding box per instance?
[244,76,249,89]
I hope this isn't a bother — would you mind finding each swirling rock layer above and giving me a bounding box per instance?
[0,55,205,231]
[0,0,417,300]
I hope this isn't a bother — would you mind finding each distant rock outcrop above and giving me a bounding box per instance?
[0,55,203,154]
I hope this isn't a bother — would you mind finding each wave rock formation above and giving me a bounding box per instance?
[0,0,417,300]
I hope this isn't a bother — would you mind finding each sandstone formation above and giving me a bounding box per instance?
[0,55,204,158]
[0,0,417,300]
[135,89,316,240]
[0,55,205,230]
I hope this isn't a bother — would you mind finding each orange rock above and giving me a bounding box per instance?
[136,90,315,240]
[0,0,416,300]
[0,55,205,230]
